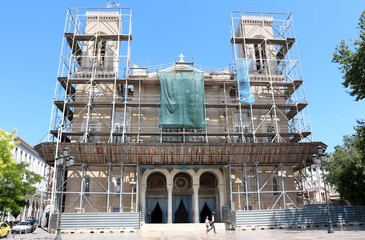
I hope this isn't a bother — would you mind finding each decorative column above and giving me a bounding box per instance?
[167,184,173,223]
[255,161,261,210]
[130,177,136,212]
[192,184,199,223]
[244,163,249,210]
[217,184,225,219]
[141,185,146,224]
[279,164,286,208]
[235,178,242,210]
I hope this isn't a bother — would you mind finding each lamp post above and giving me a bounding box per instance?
[312,146,334,234]
[130,177,136,212]
[55,147,75,240]
[235,178,242,210]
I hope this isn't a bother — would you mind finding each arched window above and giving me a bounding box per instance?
[113,176,122,193]
[199,172,217,189]
[173,173,192,195]
[267,124,274,142]
[273,177,279,195]
[84,177,91,196]
[93,35,107,67]
[242,177,247,193]
[266,124,274,133]
[97,40,106,67]
[147,173,166,189]
[254,41,267,73]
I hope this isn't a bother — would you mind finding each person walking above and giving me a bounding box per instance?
[206,212,216,234]
[205,216,210,233]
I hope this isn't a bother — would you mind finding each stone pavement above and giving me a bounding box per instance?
[8,225,365,240]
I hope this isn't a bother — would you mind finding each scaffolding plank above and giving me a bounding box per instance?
[54,100,74,121]
[276,38,295,60]
[231,37,296,64]
[58,77,76,96]
[55,100,306,112]
[65,33,132,42]
[34,142,323,166]
[286,103,307,120]
[231,37,292,45]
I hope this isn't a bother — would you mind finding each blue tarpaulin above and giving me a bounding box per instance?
[237,59,255,105]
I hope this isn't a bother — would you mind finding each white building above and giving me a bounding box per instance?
[302,160,339,205]
[11,137,50,222]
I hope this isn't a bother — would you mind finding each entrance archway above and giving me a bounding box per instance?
[174,200,189,223]
[199,172,218,222]
[146,173,167,223]
[172,173,192,223]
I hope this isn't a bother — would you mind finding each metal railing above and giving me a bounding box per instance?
[227,205,365,230]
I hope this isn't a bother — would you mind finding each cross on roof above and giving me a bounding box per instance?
[178,53,185,62]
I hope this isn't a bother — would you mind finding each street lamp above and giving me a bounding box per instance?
[130,177,136,212]
[235,178,242,210]
[55,147,75,240]
[312,146,334,234]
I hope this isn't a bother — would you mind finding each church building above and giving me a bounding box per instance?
[35,6,324,229]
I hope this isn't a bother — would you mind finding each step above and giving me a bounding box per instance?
[141,223,225,232]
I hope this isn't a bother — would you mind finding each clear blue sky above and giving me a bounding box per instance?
[1,0,364,153]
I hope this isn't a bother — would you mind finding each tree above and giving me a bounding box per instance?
[332,10,365,101]
[0,129,42,217]
[324,120,365,205]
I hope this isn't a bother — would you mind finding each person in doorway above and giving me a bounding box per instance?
[205,216,210,233]
[207,212,216,234]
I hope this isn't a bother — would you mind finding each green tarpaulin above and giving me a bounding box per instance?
[158,71,206,129]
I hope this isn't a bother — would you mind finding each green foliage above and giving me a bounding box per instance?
[0,129,42,216]
[324,121,365,205]
[332,10,365,101]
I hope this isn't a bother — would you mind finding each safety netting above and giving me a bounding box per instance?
[158,71,206,129]
[237,59,255,105]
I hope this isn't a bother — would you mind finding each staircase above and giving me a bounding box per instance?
[141,223,226,232]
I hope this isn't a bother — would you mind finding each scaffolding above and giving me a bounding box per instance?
[230,11,312,144]
[47,6,135,216]
[50,9,312,146]
[35,8,326,230]
[48,7,132,144]
[48,11,311,146]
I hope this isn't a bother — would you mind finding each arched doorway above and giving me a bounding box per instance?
[150,202,163,223]
[199,172,218,223]
[146,173,167,223]
[200,203,212,223]
[174,200,189,223]
[172,173,192,223]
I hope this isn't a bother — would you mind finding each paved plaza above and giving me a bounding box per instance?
[8,225,365,240]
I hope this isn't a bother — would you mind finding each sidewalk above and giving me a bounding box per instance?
[9,224,365,240]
